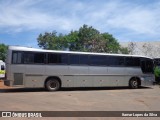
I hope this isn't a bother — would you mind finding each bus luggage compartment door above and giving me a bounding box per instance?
[13,73,23,85]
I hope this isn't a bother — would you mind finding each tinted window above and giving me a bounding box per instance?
[125,57,140,66]
[24,53,34,64]
[125,57,133,66]
[69,54,79,65]
[154,59,160,66]
[12,52,17,63]
[48,53,68,64]
[12,52,22,64]
[90,55,106,66]
[133,57,140,66]
[23,52,45,64]
[79,55,89,65]
[1,65,5,70]
[146,59,153,73]
[141,59,153,73]
[107,56,124,66]
[34,53,45,63]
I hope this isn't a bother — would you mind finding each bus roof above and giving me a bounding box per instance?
[8,46,152,59]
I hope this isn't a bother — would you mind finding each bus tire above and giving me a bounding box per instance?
[129,78,139,89]
[45,78,60,91]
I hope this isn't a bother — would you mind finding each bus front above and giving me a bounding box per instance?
[140,58,155,86]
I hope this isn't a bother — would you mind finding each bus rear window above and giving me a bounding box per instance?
[12,52,22,64]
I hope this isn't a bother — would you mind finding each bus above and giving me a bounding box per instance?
[4,46,155,91]
[0,60,5,79]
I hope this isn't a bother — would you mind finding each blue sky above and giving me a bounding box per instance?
[0,0,160,48]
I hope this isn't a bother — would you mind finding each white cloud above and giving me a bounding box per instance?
[107,5,160,35]
[0,0,160,42]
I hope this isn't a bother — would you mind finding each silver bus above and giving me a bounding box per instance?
[4,46,155,91]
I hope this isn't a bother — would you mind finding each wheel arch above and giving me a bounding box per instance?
[44,76,62,88]
[129,76,141,86]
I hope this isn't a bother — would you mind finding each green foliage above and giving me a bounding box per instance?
[0,44,8,61]
[154,66,160,77]
[119,47,129,54]
[37,24,129,53]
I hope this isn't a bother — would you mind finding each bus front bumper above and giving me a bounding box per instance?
[140,76,155,86]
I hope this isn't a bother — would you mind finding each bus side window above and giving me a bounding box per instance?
[79,55,89,65]
[90,55,106,66]
[12,52,22,64]
[69,54,79,65]
[34,53,45,64]
[108,56,125,66]
[48,53,68,64]
[24,53,34,64]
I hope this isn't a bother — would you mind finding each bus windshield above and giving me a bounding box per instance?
[141,59,153,73]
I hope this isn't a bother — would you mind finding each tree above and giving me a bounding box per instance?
[65,30,80,51]
[101,33,121,53]
[0,44,8,61]
[37,24,129,54]
[154,66,160,77]
[78,25,107,52]
[154,66,160,84]
[119,47,129,54]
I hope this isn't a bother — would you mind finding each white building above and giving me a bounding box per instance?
[120,41,160,58]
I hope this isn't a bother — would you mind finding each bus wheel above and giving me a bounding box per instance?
[45,78,60,91]
[129,78,139,89]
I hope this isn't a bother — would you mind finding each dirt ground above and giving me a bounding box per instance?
[0,80,9,88]
[0,80,160,120]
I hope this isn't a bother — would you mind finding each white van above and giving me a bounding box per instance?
[0,60,5,79]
